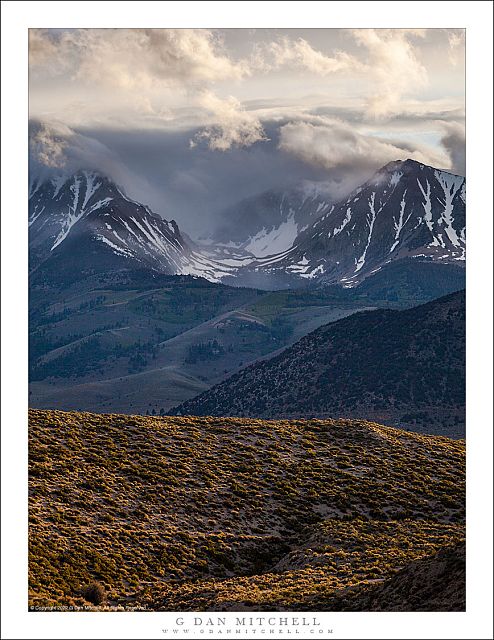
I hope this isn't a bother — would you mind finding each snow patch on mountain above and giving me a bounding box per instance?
[52,181,86,249]
[355,192,377,273]
[79,172,98,209]
[417,178,433,232]
[243,211,299,257]
[389,171,403,187]
[333,208,352,237]
[29,204,45,227]
[51,175,67,199]
[97,234,134,257]
[390,190,412,253]
[179,252,239,283]
[435,170,463,248]
[299,264,324,279]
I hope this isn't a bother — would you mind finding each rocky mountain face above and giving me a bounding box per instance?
[173,290,466,437]
[233,159,465,288]
[28,170,239,286]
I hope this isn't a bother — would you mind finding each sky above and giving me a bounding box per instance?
[29,28,465,237]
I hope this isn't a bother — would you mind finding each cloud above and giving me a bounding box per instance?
[60,121,339,236]
[29,120,71,169]
[29,112,463,240]
[191,91,268,151]
[29,120,312,235]
[255,30,429,119]
[279,120,446,169]
[278,119,449,197]
[30,28,248,88]
[29,29,67,74]
[439,121,465,175]
[30,29,463,153]
[30,29,266,150]
[29,120,155,199]
[447,29,465,66]
[262,36,359,75]
[351,29,428,118]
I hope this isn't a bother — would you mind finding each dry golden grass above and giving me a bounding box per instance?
[29,409,465,611]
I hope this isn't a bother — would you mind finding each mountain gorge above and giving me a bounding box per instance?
[204,186,333,257]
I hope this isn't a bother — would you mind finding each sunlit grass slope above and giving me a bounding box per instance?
[29,409,465,611]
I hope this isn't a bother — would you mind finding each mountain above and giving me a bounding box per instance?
[203,186,333,257]
[173,290,465,437]
[29,409,465,611]
[28,170,238,285]
[29,161,466,294]
[227,159,465,288]
[28,164,466,420]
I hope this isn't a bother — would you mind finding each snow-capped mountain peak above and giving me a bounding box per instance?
[225,159,466,288]
[29,160,465,290]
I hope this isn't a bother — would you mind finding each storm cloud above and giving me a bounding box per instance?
[277,118,450,199]
[28,29,465,237]
[440,121,466,176]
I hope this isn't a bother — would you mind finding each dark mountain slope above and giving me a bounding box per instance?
[354,258,465,302]
[173,290,465,436]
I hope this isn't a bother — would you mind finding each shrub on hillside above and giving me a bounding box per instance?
[82,582,106,605]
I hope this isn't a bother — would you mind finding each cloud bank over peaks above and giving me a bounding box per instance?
[28,120,158,206]
[278,118,452,198]
[29,28,462,150]
[191,91,268,151]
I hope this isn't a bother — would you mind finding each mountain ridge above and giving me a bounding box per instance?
[29,160,466,291]
[29,169,241,285]
[229,159,465,288]
[173,289,465,437]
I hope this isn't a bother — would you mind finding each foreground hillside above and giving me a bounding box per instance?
[29,409,465,611]
[174,290,465,437]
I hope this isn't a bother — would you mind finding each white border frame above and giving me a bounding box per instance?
[2,2,493,639]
